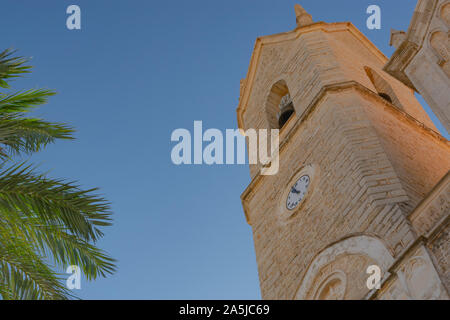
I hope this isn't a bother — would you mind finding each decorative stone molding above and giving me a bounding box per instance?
[371,237,450,300]
[294,235,394,300]
[409,172,450,237]
[399,245,448,299]
[384,0,450,132]
[384,0,439,89]
[439,2,450,26]
[390,29,407,49]
[430,30,449,61]
[313,271,347,300]
[239,78,246,102]
[430,30,450,76]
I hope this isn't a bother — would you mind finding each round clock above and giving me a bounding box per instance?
[286,175,310,210]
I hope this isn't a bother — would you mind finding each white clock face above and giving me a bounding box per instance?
[286,175,310,210]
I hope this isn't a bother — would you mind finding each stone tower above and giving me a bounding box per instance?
[237,5,450,300]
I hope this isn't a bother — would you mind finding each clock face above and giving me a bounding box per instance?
[286,175,310,210]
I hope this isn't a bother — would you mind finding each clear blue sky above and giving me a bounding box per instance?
[1,0,448,299]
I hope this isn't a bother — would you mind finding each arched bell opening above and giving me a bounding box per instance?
[266,80,296,130]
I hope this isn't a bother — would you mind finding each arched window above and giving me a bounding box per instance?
[266,80,296,129]
[364,67,404,110]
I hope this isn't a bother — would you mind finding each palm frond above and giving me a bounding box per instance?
[0,163,112,242]
[0,206,116,283]
[0,51,75,159]
[0,88,56,113]
[0,228,73,300]
[0,49,32,89]
[0,49,115,300]
[0,113,74,158]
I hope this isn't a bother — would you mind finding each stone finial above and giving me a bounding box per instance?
[389,29,407,49]
[295,4,313,28]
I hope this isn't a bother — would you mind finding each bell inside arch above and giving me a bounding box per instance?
[278,94,295,128]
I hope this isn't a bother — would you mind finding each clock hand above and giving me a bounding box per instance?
[291,187,300,194]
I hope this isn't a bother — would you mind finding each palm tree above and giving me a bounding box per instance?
[0,49,116,299]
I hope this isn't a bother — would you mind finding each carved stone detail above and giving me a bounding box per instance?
[399,246,448,299]
[440,2,450,26]
[314,271,347,300]
[430,30,450,76]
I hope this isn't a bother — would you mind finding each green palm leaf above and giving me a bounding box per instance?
[0,49,116,299]
[0,49,32,89]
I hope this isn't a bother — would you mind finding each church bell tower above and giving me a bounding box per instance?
[237,5,450,300]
